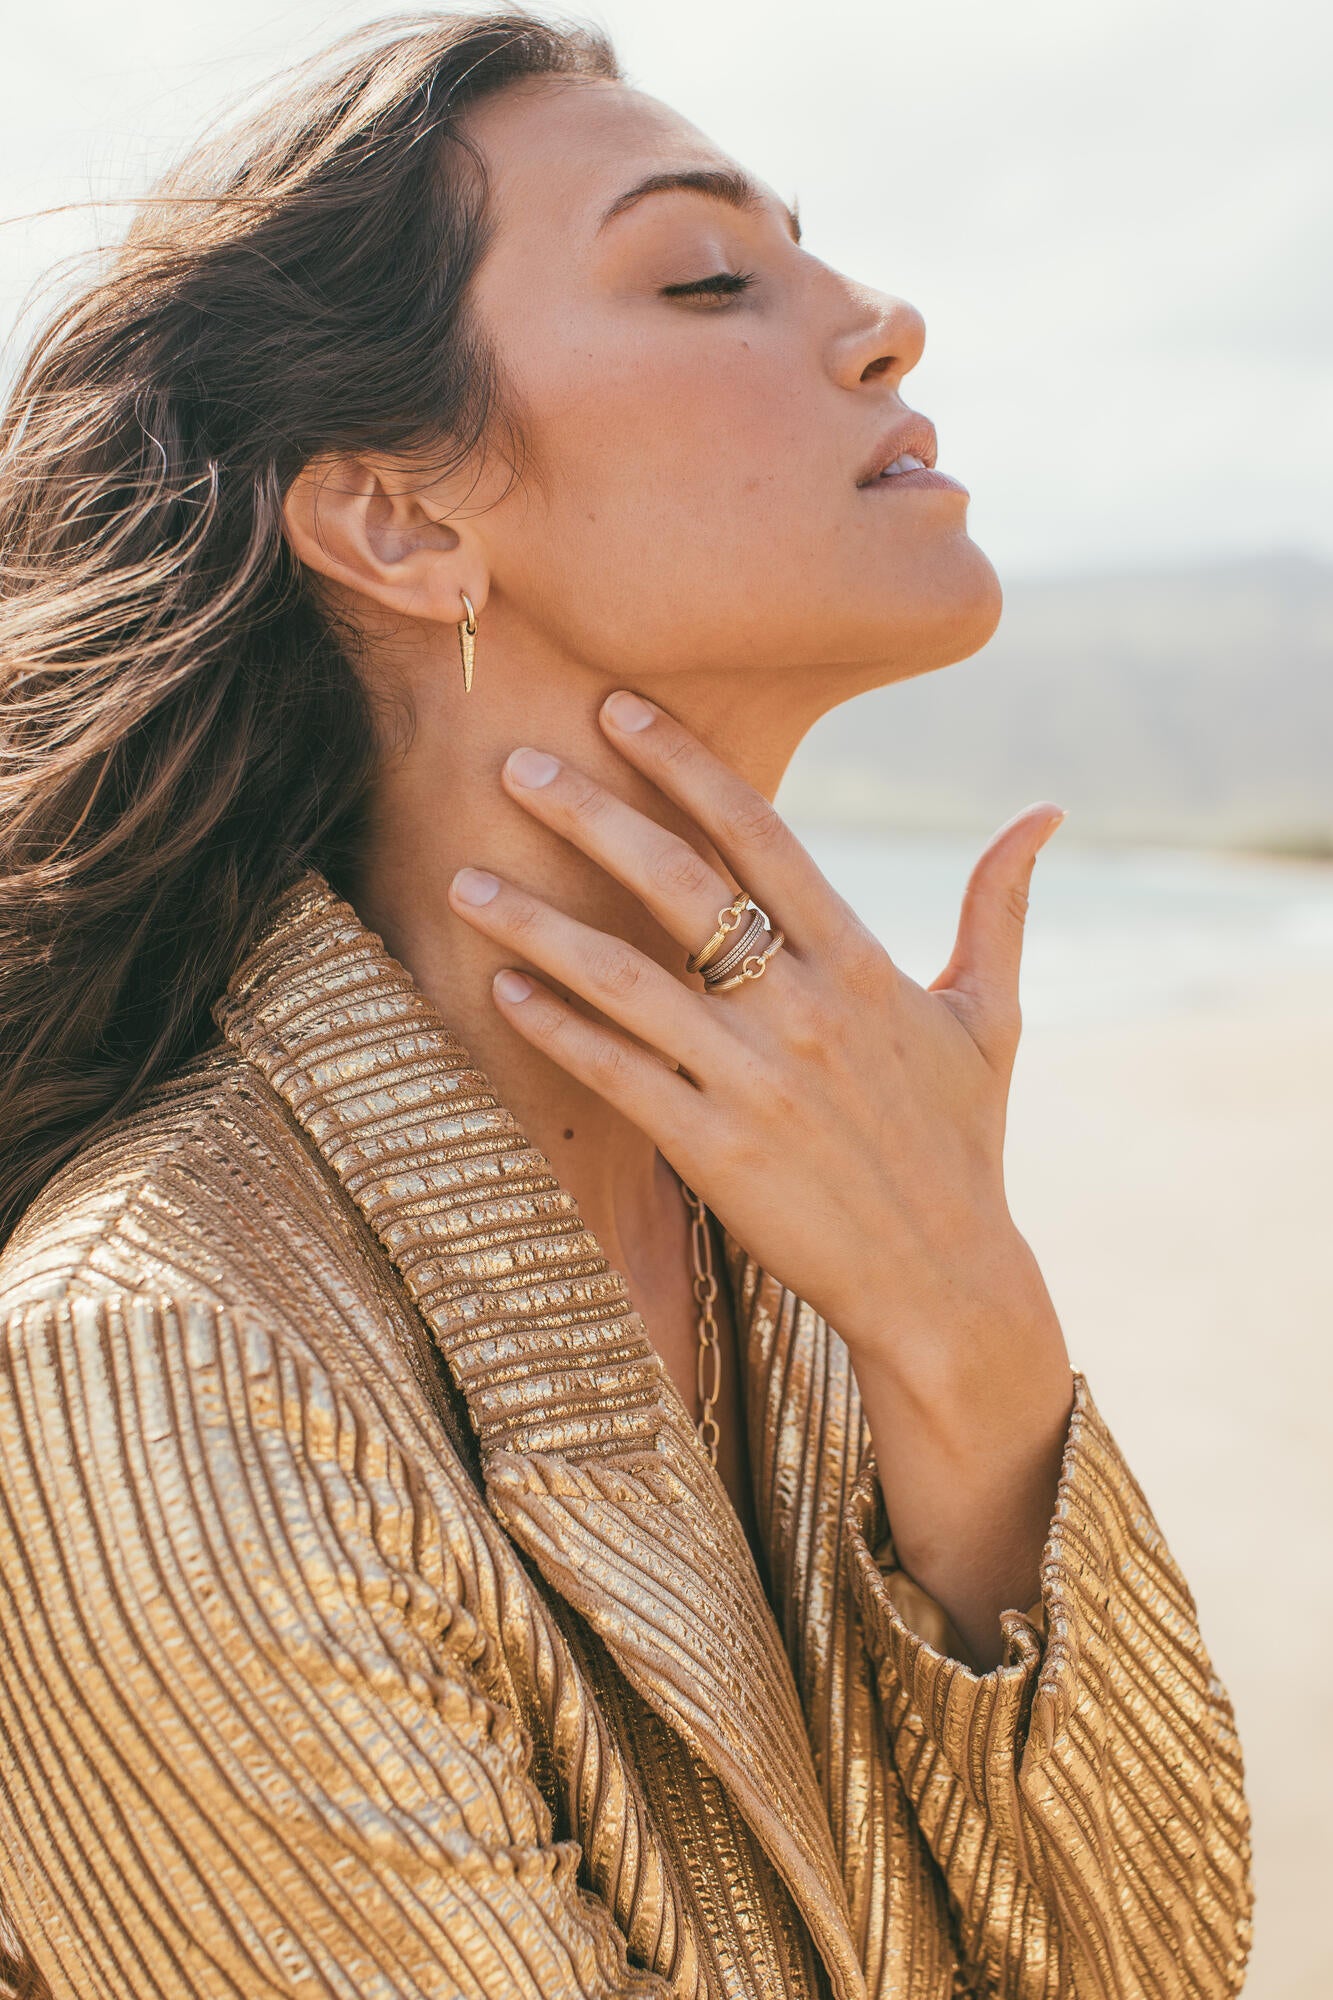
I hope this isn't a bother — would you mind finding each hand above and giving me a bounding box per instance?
[449,689,1075,1658]
[451,688,1059,1366]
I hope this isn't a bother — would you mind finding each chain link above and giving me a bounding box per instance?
[677,1176,722,1467]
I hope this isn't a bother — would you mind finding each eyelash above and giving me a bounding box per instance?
[660,269,756,304]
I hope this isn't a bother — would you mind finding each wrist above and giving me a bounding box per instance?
[856,1330,1074,1514]
[845,1236,1074,1663]
[866,1375,1074,1667]
[839,1223,1069,1401]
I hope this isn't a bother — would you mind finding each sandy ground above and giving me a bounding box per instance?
[1003,967,1333,2000]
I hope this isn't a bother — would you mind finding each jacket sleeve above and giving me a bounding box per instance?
[843,1372,1253,2000]
[0,1292,669,2000]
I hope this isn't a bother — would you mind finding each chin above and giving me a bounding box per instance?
[930,534,1004,661]
[861,533,1004,688]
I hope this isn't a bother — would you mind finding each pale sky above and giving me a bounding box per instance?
[2,0,1329,577]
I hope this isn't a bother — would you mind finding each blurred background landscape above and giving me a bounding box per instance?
[785,550,1333,857]
[4,0,1330,1992]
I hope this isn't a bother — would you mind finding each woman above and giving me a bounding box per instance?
[0,12,1252,1998]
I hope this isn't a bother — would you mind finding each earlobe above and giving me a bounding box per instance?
[281,453,478,627]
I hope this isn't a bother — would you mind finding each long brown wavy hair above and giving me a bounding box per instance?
[0,11,619,1253]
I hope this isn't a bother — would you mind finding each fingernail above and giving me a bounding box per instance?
[506,747,561,788]
[603,690,655,732]
[494,969,533,1002]
[452,867,501,906]
[1036,811,1068,850]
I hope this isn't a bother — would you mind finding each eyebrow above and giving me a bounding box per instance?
[597,165,802,245]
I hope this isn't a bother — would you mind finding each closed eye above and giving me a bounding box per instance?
[660,269,756,302]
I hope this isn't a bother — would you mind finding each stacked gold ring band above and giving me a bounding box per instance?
[685,890,752,976]
[706,928,786,992]
[686,890,786,994]
[700,910,769,984]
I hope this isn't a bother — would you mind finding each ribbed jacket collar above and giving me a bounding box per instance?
[215,869,866,2000]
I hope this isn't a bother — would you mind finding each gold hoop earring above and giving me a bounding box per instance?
[458,592,478,694]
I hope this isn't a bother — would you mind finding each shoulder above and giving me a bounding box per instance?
[0,1036,486,1499]
[0,1041,496,1585]
[0,1038,371,1327]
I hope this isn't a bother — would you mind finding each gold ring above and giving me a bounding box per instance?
[705,929,786,993]
[699,912,769,987]
[686,889,754,976]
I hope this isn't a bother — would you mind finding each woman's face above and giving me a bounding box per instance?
[454,77,1001,690]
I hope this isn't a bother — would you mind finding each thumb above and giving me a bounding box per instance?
[928,803,1067,1068]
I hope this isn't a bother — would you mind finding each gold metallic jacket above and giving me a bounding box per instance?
[0,873,1252,2000]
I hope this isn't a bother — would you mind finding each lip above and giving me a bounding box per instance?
[855,412,965,494]
[861,465,970,497]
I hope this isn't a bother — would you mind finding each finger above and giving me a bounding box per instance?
[598,692,858,955]
[928,803,1066,1070]
[500,745,753,961]
[448,865,729,1077]
[489,964,700,1144]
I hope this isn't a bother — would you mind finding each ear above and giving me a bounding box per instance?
[282,455,485,625]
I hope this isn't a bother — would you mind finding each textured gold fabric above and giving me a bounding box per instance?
[0,871,1253,1999]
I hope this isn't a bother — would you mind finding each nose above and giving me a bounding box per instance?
[831,285,927,389]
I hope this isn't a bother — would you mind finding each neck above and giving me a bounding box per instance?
[347,616,830,1295]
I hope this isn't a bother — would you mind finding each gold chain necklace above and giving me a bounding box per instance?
[677,1176,723,1466]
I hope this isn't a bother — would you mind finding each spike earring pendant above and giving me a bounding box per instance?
[458,591,478,694]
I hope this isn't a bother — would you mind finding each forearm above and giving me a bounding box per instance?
[847,1228,1075,1668]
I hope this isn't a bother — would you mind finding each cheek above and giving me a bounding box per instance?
[535,341,811,565]
[479,303,867,666]
[500,380,829,672]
